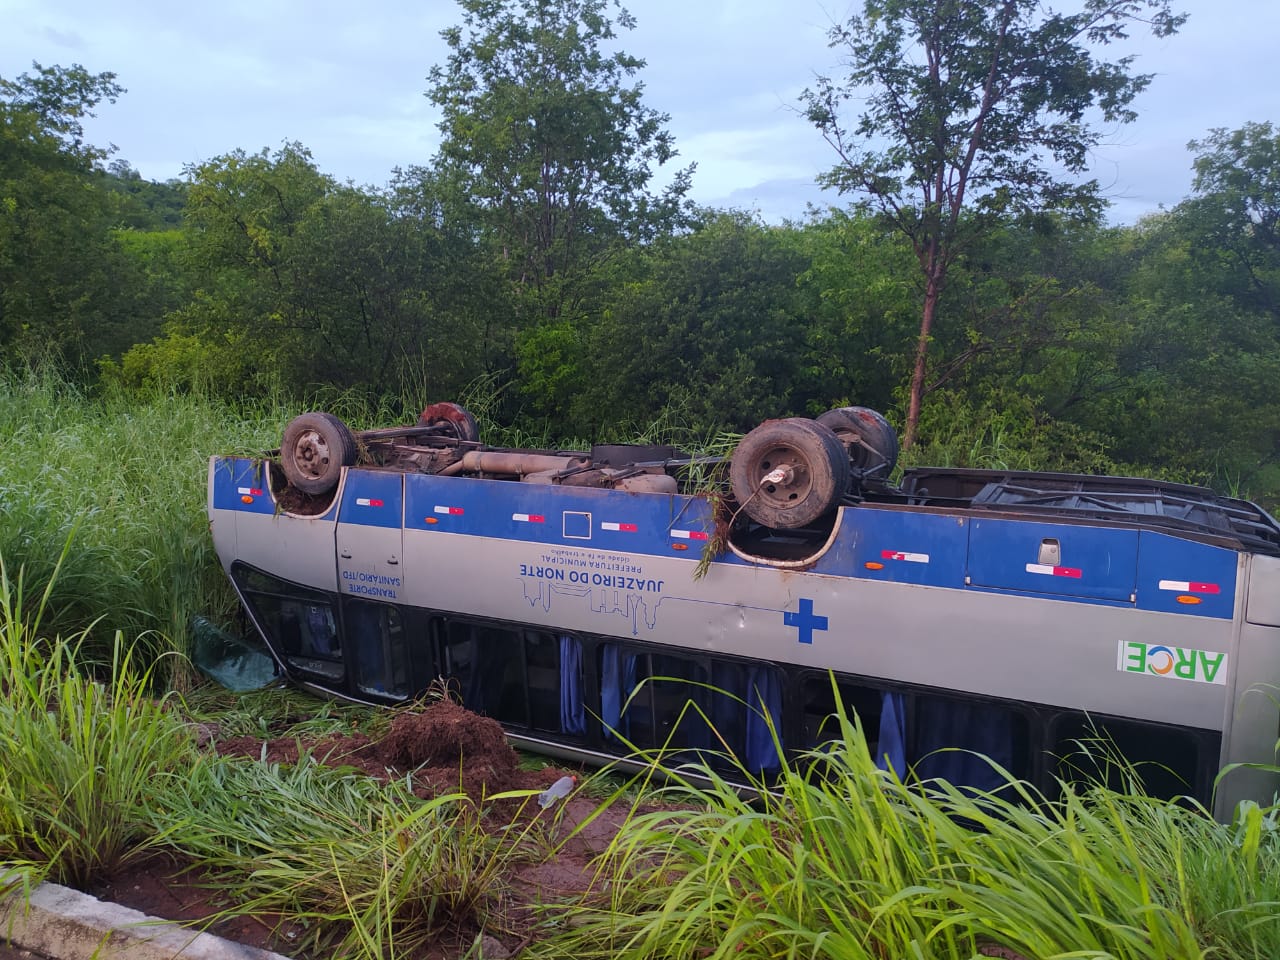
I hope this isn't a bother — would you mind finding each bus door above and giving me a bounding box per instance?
[335,470,409,699]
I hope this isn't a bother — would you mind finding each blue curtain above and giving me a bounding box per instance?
[877,692,907,775]
[912,695,1014,793]
[744,667,782,774]
[559,635,586,735]
[600,645,636,743]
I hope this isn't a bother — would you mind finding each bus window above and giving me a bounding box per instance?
[800,674,886,755]
[601,646,783,773]
[800,673,1030,793]
[912,694,1030,793]
[602,646,702,753]
[710,660,783,774]
[233,564,343,684]
[1050,713,1216,803]
[440,620,583,736]
[343,600,409,700]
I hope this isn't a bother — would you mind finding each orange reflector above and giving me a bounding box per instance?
[1176,595,1201,605]
[671,543,688,551]
[864,561,885,570]
[240,495,253,504]
[424,517,438,524]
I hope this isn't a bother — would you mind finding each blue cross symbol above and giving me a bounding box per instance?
[784,598,828,645]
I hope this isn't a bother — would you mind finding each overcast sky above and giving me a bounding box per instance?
[1,0,1274,224]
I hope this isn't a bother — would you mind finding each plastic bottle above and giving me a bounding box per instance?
[537,774,577,809]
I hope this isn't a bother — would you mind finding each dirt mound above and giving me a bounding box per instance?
[99,701,646,959]
[377,699,520,795]
[215,699,527,800]
[378,700,513,769]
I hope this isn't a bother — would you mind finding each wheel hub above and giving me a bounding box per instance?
[293,429,330,479]
[754,446,812,506]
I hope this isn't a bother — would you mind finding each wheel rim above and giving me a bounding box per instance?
[290,428,331,481]
[745,443,815,511]
[419,402,479,443]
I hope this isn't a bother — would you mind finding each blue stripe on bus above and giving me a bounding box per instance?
[402,472,718,548]
[1136,531,1237,619]
[214,459,1237,619]
[210,458,276,515]
[832,507,968,587]
[968,517,1139,603]
[339,470,403,529]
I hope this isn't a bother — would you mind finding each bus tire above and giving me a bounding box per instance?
[418,402,480,443]
[816,406,899,477]
[730,419,849,528]
[280,412,357,495]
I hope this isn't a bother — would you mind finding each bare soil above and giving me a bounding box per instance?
[89,701,628,959]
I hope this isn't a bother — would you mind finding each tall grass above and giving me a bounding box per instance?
[0,550,198,887]
[146,754,536,957]
[0,547,538,955]
[533,702,1280,960]
[0,366,297,670]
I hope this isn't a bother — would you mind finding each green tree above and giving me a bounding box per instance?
[125,143,493,398]
[579,212,812,435]
[0,62,130,362]
[1182,122,1280,316]
[802,0,1185,448]
[792,210,920,415]
[1093,125,1280,503]
[167,144,331,390]
[0,61,121,161]
[912,216,1137,472]
[102,160,187,231]
[426,0,693,417]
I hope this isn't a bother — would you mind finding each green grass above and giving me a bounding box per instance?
[0,550,198,888]
[0,366,292,676]
[531,698,1280,960]
[0,548,559,957]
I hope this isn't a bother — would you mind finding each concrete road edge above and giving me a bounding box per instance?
[2,880,291,960]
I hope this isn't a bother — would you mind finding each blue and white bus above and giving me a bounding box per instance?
[207,403,1280,818]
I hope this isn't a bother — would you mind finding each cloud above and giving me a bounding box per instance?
[707,177,832,223]
[2,0,1275,220]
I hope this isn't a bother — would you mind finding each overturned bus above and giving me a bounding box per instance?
[207,402,1280,819]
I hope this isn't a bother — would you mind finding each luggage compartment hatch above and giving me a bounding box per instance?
[967,517,1138,603]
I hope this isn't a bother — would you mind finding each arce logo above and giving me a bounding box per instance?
[1117,641,1227,685]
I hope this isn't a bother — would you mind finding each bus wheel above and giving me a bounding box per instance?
[816,406,899,477]
[280,412,357,495]
[418,402,480,443]
[730,419,849,528]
